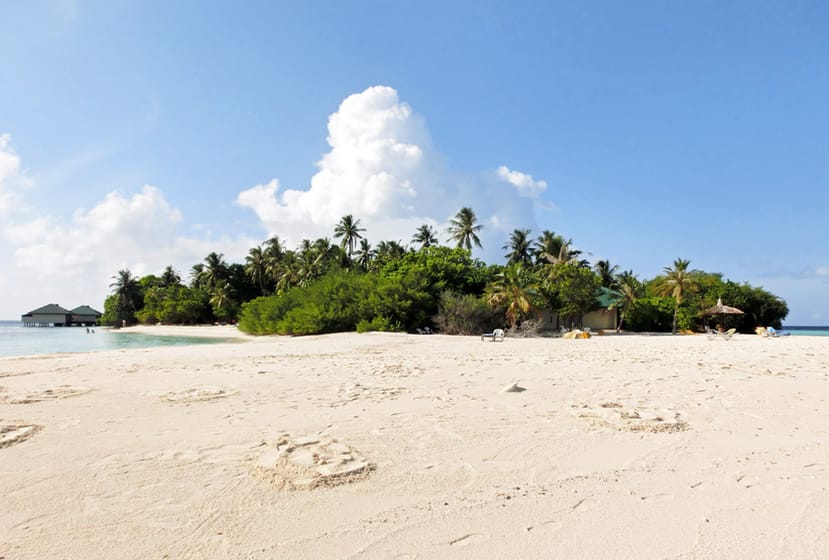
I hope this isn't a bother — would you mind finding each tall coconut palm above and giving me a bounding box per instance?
[263,236,286,288]
[594,259,620,288]
[485,264,540,328]
[333,214,365,256]
[533,230,565,264]
[614,270,641,332]
[503,228,533,266]
[535,234,585,266]
[159,265,181,288]
[264,235,285,260]
[315,237,348,270]
[209,281,237,322]
[447,207,483,250]
[200,252,228,291]
[110,269,142,325]
[355,239,375,270]
[655,258,699,335]
[412,224,438,249]
[245,245,268,295]
[275,252,301,292]
[189,264,206,290]
[375,240,406,263]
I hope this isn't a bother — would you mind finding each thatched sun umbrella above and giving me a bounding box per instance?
[700,297,744,328]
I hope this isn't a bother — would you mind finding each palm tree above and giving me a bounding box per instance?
[485,264,540,328]
[412,224,438,249]
[614,270,641,332]
[200,252,228,291]
[594,260,620,288]
[275,252,301,292]
[159,265,181,288]
[333,214,365,256]
[533,230,565,264]
[189,264,206,289]
[535,233,585,267]
[264,235,285,261]
[355,239,375,270]
[264,236,286,289]
[655,258,699,335]
[110,269,142,325]
[503,228,533,266]
[375,240,406,263]
[447,207,483,250]
[245,245,268,295]
[209,281,237,322]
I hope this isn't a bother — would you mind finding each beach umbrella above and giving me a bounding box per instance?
[700,297,744,328]
[700,297,744,316]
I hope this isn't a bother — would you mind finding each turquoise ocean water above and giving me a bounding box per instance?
[783,326,829,336]
[0,320,234,358]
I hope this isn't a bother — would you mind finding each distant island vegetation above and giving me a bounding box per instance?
[103,208,788,335]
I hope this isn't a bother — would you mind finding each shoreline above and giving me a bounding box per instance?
[2,332,828,558]
[120,323,255,340]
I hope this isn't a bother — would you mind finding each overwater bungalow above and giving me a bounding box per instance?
[70,305,102,326]
[22,304,102,327]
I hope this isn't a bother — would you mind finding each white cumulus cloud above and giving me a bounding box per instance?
[2,182,254,317]
[236,86,443,245]
[0,134,32,214]
[496,165,548,198]
[236,86,546,255]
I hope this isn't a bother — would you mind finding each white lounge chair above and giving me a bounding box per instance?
[708,327,737,341]
[481,328,505,342]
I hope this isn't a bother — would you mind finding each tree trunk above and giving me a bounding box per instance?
[671,305,678,335]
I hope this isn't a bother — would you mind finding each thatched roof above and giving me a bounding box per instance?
[700,297,744,316]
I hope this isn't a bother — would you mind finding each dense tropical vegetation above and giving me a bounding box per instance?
[102,207,789,335]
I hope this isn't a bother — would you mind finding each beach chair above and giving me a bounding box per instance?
[481,328,505,342]
[707,326,732,340]
[708,327,736,341]
[765,326,789,337]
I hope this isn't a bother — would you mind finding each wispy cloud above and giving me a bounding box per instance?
[0,138,256,316]
[496,165,548,198]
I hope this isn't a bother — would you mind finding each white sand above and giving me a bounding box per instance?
[2,327,828,558]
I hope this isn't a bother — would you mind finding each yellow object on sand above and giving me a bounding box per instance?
[563,330,591,339]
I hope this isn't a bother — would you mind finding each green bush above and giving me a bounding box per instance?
[433,291,503,335]
[625,296,695,332]
[238,271,375,335]
[356,316,401,333]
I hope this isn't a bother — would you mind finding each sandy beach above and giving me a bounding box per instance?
[2,327,828,559]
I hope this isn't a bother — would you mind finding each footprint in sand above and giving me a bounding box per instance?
[251,434,374,490]
[0,421,43,448]
[2,385,92,404]
[160,385,236,403]
[573,402,689,433]
[328,382,406,407]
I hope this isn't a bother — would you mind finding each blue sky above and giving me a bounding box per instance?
[1,0,827,323]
